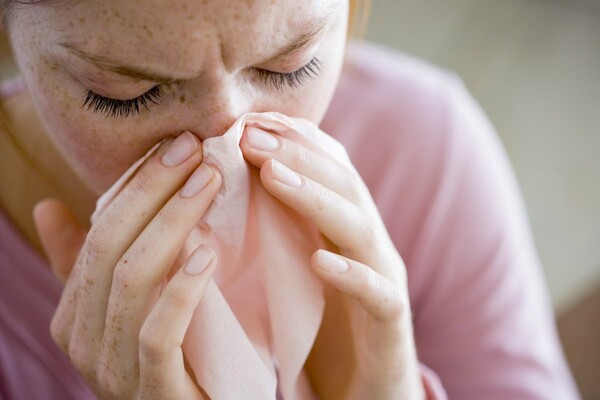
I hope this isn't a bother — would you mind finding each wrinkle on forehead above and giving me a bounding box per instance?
[215,0,339,71]
[47,0,339,75]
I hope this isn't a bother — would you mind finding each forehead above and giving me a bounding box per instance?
[35,0,339,74]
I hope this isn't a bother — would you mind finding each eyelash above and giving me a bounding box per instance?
[82,57,323,118]
[255,57,323,90]
[82,86,162,118]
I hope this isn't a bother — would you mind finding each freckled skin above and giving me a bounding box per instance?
[5,0,349,196]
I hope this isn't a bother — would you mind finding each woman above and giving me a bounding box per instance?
[0,0,580,399]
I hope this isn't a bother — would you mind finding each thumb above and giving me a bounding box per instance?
[33,198,87,283]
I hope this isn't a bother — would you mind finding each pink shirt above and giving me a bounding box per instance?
[0,40,580,399]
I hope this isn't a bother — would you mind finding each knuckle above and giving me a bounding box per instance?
[49,314,69,353]
[289,144,311,170]
[85,225,112,264]
[345,180,362,203]
[112,263,139,293]
[358,213,379,248]
[139,321,168,364]
[360,270,406,321]
[49,316,62,343]
[68,337,94,375]
[315,187,334,211]
[344,173,368,204]
[131,168,161,195]
[384,285,405,320]
[164,285,196,310]
[361,267,380,294]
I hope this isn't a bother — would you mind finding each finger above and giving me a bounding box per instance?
[49,266,82,357]
[33,198,86,283]
[240,125,368,206]
[259,159,391,268]
[99,164,221,384]
[312,250,405,322]
[72,132,203,360]
[33,199,87,357]
[139,246,216,400]
[81,133,200,280]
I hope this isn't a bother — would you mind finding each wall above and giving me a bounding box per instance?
[365,0,600,313]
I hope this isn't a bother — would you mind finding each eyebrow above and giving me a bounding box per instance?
[59,7,336,84]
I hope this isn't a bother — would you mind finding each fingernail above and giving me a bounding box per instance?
[271,159,302,187]
[161,132,198,167]
[184,246,215,275]
[180,164,213,198]
[317,251,349,273]
[247,126,280,152]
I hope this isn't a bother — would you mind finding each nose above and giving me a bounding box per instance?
[183,76,256,142]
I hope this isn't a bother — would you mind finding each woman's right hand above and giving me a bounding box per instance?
[33,132,222,399]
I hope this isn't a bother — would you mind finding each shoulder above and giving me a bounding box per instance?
[323,39,465,142]
[339,39,459,106]
[322,39,505,210]
[322,39,496,184]
[322,40,529,273]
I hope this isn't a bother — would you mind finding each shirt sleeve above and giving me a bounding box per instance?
[386,75,581,399]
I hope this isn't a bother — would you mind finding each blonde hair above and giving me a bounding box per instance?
[348,0,371,38]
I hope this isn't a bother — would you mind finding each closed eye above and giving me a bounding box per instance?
[81,86,162,118]
[80,57,323,118]
[255,57,323,90]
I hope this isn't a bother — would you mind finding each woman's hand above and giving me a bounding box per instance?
[240,124,426,400]
[33,132,222,400]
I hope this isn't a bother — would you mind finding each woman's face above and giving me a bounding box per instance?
[6,0,348,194]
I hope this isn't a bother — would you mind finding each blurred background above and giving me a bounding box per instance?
[362,0,599,397]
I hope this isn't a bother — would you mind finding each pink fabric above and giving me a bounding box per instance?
[90,112,352,400]
[0,40,580,399]
[0,209,95,399]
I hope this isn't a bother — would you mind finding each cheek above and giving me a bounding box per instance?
[28,78,152,194]
[8,32,148,194]
[282,43,347,125]
[267,56,345,126]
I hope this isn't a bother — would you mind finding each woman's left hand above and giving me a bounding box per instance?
[240,123,426,400]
